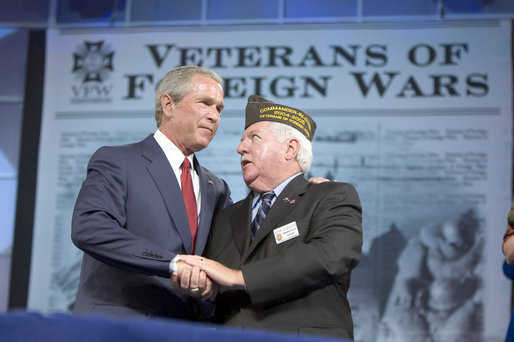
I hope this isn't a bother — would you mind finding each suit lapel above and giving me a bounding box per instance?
[194,157,215,254]
[244,175,308,260]
[141,135,193,253]
[230,194,254,257]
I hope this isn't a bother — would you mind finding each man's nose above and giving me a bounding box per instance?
[206,105,220,122]
[237,139,247,155]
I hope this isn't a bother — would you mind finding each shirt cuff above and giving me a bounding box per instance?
[169,255,181,273]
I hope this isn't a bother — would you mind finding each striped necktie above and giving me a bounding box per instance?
[251,191,275,239]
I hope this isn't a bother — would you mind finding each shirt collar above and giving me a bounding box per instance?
[153,129,195,172]
[252,173,302,209]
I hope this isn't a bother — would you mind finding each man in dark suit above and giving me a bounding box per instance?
[71,66,232,319]
[179,95,362,339]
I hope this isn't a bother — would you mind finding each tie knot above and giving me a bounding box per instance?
[261,191,275,204]
[182,157,191,170]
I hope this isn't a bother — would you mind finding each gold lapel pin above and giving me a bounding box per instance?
[283,197,296,204]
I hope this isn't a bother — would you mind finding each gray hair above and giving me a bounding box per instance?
[269,122,313,173]
[154,66,223,127]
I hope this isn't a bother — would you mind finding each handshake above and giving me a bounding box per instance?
[170,255,246,301]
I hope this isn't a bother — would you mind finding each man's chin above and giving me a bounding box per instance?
[201,138,214,147]
[242,174,256,188]
[192,140,211,152]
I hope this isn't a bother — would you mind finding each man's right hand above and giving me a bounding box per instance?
[170,260,218,301]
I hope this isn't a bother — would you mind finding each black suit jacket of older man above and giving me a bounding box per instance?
[204,175,362,339]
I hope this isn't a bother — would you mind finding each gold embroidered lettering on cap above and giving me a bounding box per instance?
[245,95,316,141]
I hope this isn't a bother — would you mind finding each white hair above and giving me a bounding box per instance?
[268,122,313,173]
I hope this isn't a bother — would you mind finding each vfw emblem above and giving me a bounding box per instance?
[71,41,114,103]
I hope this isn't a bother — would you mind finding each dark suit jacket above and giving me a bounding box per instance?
[204,175,362,339]
[71,134,231,319]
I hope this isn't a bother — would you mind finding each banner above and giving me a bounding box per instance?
[29,21,512,341]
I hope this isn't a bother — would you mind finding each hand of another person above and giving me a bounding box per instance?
[309,177,330,183]
[178,255,245,290]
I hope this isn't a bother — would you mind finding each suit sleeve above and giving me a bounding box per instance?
[214,178,233,212]
[71,147,174,278]
[242,182,362,307]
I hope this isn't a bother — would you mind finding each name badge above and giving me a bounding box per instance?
[273,221,299,244]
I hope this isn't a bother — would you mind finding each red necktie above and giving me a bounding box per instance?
[181,158,198,253]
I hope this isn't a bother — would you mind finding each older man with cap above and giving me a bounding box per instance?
[177,95,363,339]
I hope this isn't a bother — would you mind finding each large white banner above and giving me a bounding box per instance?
[29,21,511,341]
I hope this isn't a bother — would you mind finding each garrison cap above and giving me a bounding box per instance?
[245,95,316,141]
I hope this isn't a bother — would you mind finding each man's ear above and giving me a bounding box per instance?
[284,138,300,161]
[161,94,175,119]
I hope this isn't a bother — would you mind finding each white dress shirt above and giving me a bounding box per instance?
[153,129,201,215]
[154,129,202,272]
